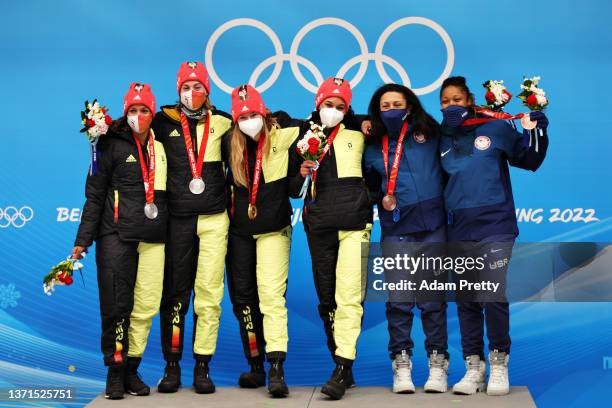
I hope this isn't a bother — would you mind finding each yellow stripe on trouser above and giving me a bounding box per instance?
[334,224,372,360]
[193,212,230,355]
[128,242,165,357]
[254,225,291,353]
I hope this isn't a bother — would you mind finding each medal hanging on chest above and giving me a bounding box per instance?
[133,132,158,219]
[180,113,210,194]
[381,121,408,222]
[245,132,266,220]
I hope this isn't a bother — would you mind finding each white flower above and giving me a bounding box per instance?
[535,94,548,106]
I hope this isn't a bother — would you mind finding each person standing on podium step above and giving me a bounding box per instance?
[289,77,373,400]
[152,62,233,394]
[438,76,549,396]
[224,84,301,397]
[362,83,450,394]
[73,83,168,399]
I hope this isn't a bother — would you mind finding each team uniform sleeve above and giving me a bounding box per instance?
[498,121,549,171]
[74,139,114,248]
[363,146,382,205]
[287,124,309,198]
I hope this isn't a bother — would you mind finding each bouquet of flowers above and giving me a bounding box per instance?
[483,80,512,110]
[43,255,85,296]
[517,76,548,111]
[295,121,327,198]
[80,99,112,175]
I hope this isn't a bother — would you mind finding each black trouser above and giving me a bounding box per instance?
[306,225,371,364]
[96,233,138,367]
[159,212,229,362]
[226,229,266,364]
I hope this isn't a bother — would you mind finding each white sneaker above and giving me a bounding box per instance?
[423,350,449,393]
[452,355,486,395]
[487,350,510,396]
[392,350,415,393]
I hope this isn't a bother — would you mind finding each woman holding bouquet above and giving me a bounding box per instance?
[289,77,373,400]
[72,83,168,399]
[152,61,233,394]
[224,84,301,397]
[438,76,549,396]
[362,83,449,393]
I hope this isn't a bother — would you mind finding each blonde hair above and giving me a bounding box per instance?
[230,114,276,188]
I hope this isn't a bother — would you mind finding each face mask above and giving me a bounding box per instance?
[319,107,344,128]
[127,114,152,134]
[238,116,264,139]
[441,105,469,127]
[181,89,207,110]
[380,109,410,136]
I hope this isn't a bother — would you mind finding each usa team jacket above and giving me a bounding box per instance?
[363,124,445,237]
[440,119,549,241]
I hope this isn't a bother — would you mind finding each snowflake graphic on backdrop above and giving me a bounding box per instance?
[0,284,21,309]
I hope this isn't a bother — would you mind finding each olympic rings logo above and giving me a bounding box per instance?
[0,206,34,228]
[205,17,454,95]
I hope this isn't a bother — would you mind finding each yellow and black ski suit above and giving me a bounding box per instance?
[288,111,374,366]
[75,127,168,366]
[225,123,300,364]
[152,106,232,363]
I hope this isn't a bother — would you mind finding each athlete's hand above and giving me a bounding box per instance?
[300,160,317,178]
[529,111,549,130]
[361,120,372,136]
[71,246,86,260]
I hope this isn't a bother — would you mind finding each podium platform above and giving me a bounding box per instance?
[87,386,536,407]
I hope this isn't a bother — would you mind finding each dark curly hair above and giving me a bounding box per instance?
[367,83,440,142]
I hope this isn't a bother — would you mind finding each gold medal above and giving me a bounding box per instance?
[248,204,258,220]
[382,194,397,211]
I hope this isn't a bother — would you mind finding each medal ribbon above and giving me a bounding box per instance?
[180,112,210,180]
[244,132,266,208]
[381,121,409,197]
[132,131,155,204]
[461,107,525,126]
[310,124,341,188]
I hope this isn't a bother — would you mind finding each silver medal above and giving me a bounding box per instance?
[189,177,205,194]
[144,203,158,219]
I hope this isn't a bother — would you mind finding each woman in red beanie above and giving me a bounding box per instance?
[289,77,373,400]
[224,84,301,397]
[152,62,233,394]
[72,83,168,399]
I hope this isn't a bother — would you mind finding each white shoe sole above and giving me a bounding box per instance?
[487,387,510,396]
[452,382,486,395]
[393,386,416,394]
[424,384,448,393]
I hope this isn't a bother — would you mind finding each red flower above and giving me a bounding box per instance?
[64,275,74,285]
[57,271,68,283]
[104,115,113,125]
[295,146,301,154]
[101,108,107,114]
[85,119,95,128]
[308,137,319,146]
[502,90,512,102]
[527,94,538,107]
[485,91,496,103]
[307,144,319,155]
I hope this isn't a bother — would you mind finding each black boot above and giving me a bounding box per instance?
[157,361,181,393]
[105,365,125,400]
[267,359,289,398]
[321,363,353,400]
[238,361,266,388]
[124,357,150,396]
[193,360,215,394]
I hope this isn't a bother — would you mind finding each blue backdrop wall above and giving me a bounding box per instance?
[1,1,612,406]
